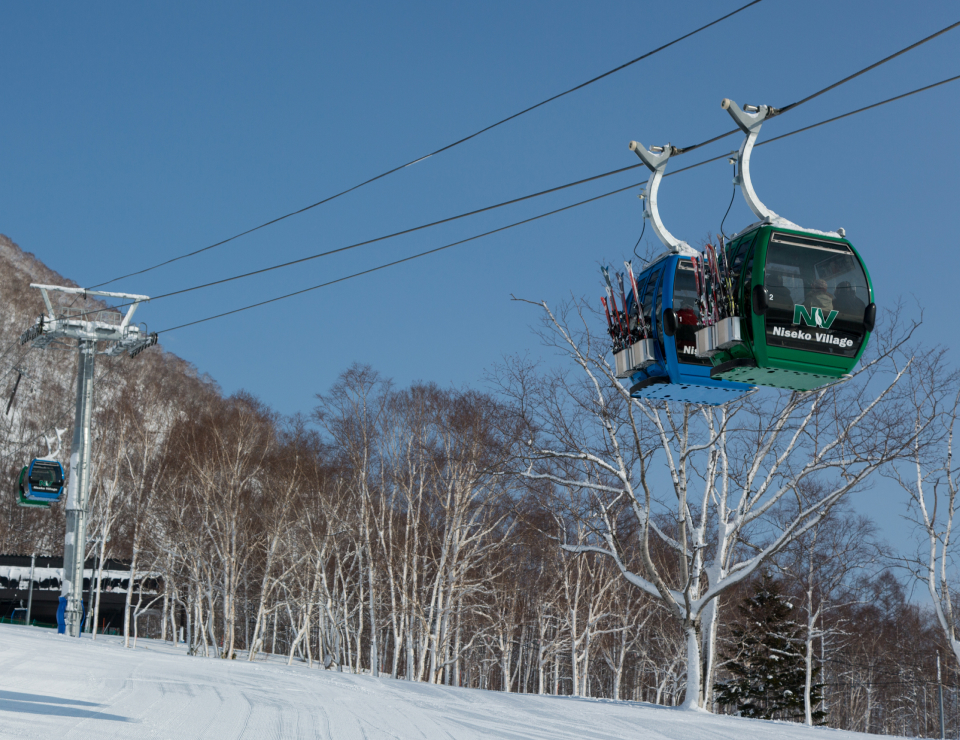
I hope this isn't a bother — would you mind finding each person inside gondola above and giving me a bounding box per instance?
[674,297,699,359]
[832,280,865,318]
[807,279,833,313]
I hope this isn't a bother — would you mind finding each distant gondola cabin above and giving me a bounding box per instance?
[21,459,65,503]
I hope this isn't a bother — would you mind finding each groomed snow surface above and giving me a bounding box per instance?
[0,624,905,740]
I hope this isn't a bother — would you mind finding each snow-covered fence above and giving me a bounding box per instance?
[0,564,151,593]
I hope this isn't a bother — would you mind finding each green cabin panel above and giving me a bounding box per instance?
[708,225,873,391]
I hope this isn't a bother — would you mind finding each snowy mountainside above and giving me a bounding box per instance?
[0,233,79,299]
[0,624,910,740]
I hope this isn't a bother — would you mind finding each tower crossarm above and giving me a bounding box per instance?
[22,284,154,355]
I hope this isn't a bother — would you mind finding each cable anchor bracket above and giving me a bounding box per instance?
[628,140,696,256]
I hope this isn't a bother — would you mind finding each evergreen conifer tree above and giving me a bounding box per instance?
[714,572,825,723]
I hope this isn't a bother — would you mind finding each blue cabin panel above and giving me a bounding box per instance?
[622,255,753,406]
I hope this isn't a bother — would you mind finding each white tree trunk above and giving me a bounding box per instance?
[804,623,815,725]
[681,625,702,711]
[122,540,139,648]
[91,533,108,640]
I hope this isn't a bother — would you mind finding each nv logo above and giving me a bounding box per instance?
[793,304,838,329]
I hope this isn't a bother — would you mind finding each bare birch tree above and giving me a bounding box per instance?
[773,505,882,724]
[897,350,960,664]
[496,298,917,709]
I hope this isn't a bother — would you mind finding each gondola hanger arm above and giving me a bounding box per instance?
[721,98,795,227]
[627,140,697,256]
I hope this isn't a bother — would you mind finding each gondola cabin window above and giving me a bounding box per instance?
[727,232,756,281]
[640,271,657,334]
[763,233,869,358]
[654,270,665,355]
[742,245,757,335]
[674,261,711,366]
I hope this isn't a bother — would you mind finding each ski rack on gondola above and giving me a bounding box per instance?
[692,240,744,360]
[602,262,655,379]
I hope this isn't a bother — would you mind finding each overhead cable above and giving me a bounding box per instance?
[85,19,960,313]
[89,0,765,289]
[64,70,960,326]
[156,183,641,333]
[154,71,960,334]
[0,339,32,386]
[135,164,644,303]
[759,72,960,145]
[141,70,960,307]
[777,20,960,114]
[674,18,960,155]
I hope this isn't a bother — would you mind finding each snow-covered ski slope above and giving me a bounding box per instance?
[0,624,904,740]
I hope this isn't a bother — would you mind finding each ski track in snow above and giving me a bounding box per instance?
[0,624,913,740]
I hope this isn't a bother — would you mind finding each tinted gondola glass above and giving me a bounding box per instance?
[672,261,711,367]
[16,466,50,508]
[763,233,869,358]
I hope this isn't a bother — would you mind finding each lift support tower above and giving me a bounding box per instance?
[20,285,156,637]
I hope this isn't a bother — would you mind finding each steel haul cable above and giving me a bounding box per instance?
[152,71,960,335]
[89,0,765,289]
[672,18,960,155]
[70,68,959,327]
[52,69,960,328]
[67,18,960,325]
[157,182,641,332]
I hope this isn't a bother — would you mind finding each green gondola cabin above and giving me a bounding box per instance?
[695,99,876,392]
[707,224,874,391]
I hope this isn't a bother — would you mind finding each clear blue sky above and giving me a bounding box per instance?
[1,1,958,548]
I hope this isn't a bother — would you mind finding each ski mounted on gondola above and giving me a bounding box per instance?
[601,264,655,378]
